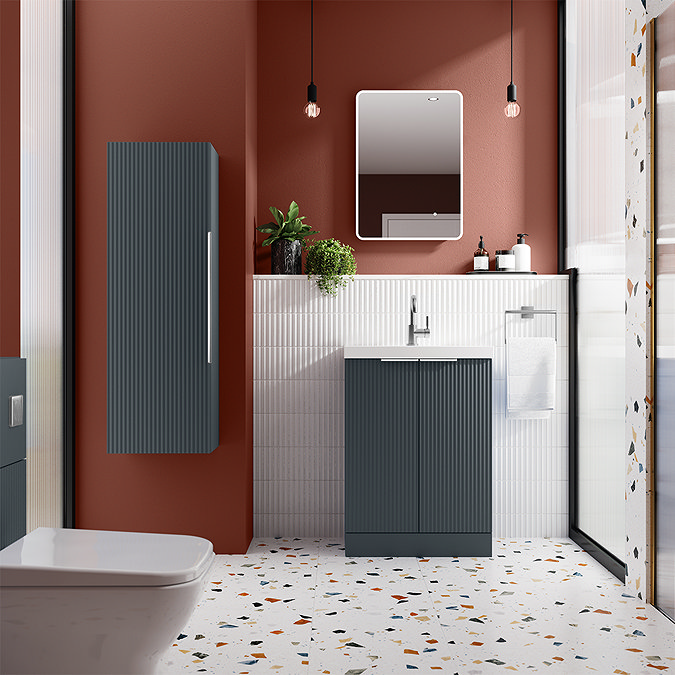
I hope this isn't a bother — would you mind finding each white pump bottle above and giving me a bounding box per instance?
[512,233,531,272]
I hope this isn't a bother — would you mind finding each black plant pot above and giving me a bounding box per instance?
[271,239,302,275]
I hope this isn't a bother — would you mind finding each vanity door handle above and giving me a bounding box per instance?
[420,358,458,362]
[380,358,418,362]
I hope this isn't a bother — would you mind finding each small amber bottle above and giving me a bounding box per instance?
[473,236,489,271]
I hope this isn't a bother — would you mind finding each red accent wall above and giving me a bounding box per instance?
[75,0,256,553]
[257,0,558,274]
[75,0,556,552]
[0,0,21,357]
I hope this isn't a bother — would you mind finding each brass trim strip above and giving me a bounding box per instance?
[646,17,656,605]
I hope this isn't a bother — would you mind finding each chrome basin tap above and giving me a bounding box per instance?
[407,295,430,345]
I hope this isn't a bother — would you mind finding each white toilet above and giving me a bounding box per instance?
[0,527,215,675]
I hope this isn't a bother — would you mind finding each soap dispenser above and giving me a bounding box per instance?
[512,233,531,272]
[473,236,489,271]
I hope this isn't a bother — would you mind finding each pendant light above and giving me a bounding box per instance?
[304,0,320,118]
[505,0,521,118]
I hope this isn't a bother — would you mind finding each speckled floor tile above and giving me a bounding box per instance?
[158,538,675,674]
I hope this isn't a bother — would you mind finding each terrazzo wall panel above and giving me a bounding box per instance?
[624,0,675,601]
[253,275,569,539]
[625,0,651,604]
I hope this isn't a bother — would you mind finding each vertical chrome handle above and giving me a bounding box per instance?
[207,231,212,364]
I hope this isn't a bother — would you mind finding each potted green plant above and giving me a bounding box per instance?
[304,238,357,295]
[256,201,317,274]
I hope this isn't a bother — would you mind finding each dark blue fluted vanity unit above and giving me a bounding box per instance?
[344,346,492,557]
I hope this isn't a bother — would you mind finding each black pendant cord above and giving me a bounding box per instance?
[510,0,514,85]
[305,0,318,110]
[310,0,314,84]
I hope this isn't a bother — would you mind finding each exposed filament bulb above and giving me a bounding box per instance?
[304,101,320,118]
[504,101,520,118]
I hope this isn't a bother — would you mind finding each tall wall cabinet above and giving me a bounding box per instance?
[107,142,219,454]
[345,355,492,556]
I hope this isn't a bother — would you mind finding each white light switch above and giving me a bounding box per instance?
[9,395,23,428]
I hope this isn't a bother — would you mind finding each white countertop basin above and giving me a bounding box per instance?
[343,345,493,359]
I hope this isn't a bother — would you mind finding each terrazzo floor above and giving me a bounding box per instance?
[158,538,675,674]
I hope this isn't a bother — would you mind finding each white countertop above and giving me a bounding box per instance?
[254,274,567,280]
[343,345,493,359]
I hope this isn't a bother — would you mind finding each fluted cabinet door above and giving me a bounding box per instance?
[419,359,491,534]
[107,142,219,454]
[345,359,418,533]
[1,461,26,550]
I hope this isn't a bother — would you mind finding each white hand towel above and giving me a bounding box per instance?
[506,337,556,416]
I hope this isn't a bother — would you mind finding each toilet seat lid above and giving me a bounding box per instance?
[0,527,214,587]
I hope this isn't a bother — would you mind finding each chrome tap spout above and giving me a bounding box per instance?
[407,294,430,345]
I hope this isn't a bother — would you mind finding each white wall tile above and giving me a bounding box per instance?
[254,512,344,538]
[254,446,344,481]
[254,479,343,515]
[253,275,569,538]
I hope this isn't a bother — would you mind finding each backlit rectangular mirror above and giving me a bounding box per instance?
[356,90,463,240]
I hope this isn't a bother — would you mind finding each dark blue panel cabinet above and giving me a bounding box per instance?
[345,358,492,557]
[107,142,219,454]
[1,357,27,549]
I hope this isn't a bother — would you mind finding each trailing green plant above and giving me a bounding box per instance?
[256,201,317,246]
[304,238,357,296]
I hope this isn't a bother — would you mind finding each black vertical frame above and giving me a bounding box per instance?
[63,0,75,527]
[567,267,577,530]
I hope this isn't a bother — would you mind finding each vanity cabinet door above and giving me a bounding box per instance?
[418,359,491,534]
[0,460,26,549]
[345,359,419,533]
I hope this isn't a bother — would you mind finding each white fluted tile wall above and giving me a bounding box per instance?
[254,275,569,538]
